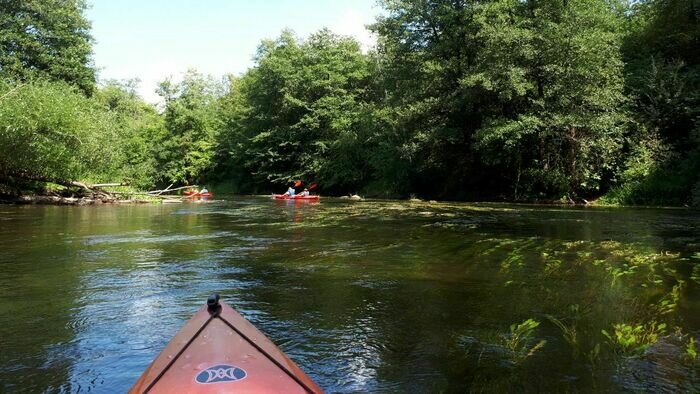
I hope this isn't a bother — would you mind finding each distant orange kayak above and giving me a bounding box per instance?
[272,194,320,201]
[130,295,323,393]
[184,191,213,198]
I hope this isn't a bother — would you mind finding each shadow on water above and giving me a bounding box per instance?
[0,198,699,392]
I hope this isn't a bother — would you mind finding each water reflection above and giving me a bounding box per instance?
[0,199,698,392]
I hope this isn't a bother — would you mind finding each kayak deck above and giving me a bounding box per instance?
[130,295,322,393]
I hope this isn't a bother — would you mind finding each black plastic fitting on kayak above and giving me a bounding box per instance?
[207,294,220,314]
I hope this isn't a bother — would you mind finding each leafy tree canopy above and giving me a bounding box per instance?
[0,0,95,94]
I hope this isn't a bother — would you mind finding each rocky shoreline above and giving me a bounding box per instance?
[1,195,157,205]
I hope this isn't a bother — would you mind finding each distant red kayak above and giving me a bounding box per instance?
[130,295,323,394]
[272,194,320,201]
[184,191,213,198]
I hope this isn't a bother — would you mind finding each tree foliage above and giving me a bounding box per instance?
[93,80,167,188]
[366,0,629,199]
[155,70,223,185]
[0,0,95,94]
[218,30,378,193]
[605,0,700,205]
[0,80,116,183]
[1,0,699,206]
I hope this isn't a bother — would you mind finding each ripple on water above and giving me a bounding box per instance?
[79,230,237,246]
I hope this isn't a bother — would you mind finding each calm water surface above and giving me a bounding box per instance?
[1,197,699,392]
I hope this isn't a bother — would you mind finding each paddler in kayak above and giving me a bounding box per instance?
[284,180,304,197]
[283,183,296,197]
[300,188,310,196]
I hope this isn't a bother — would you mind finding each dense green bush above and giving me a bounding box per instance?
[0,79,170,192]
[0,80,117,183]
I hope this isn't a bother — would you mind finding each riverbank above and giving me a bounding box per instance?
[1,195,158,205]
[2,187,696,209]
[0,182,204,205]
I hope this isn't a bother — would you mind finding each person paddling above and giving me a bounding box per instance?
[284,183,296,197]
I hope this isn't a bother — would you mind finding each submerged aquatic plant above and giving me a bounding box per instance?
[654,280,685,315]
[587,343,601,369]
[546,305,583,358]
[542,253,564,277]
[602,321,667,355]
[686,337,697,362]
[500,249,526,273]
[605,263,639,286]
[501,318,547,362]
[594,241,681,284]
[691,264,700,285]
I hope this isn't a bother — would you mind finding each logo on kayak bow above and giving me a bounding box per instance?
[195,364,247,384]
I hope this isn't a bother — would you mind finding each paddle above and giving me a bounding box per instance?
[182,187,199,199]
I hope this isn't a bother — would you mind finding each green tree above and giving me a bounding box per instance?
[370,0,493,197]
[156,70,223,185]
[371,0,628,200]
[470,0,628,199]
[94,80,166,189]
[606,0,700,206]
[0,0,95,94]
[219,30,377,193]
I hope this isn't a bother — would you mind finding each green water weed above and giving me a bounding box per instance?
[501,318,547,362]
[606,263,639,286]
[691,264,700,285]
[654,280,685,315]
[546,305,583,358]
[586,343,602,371]
[686,337,697,362]
[602,321,667,355]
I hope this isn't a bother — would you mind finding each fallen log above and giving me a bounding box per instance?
[92,183,129,188]
[108,191,165,197]
[146,185,197,194]
[155,183,174,196]
[9,173,95,192]
[3,173,202,203]
[4,172,103,192]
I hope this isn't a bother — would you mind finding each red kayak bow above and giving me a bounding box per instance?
[130,295,323,393]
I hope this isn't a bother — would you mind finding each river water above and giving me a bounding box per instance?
[1,197,699,392]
